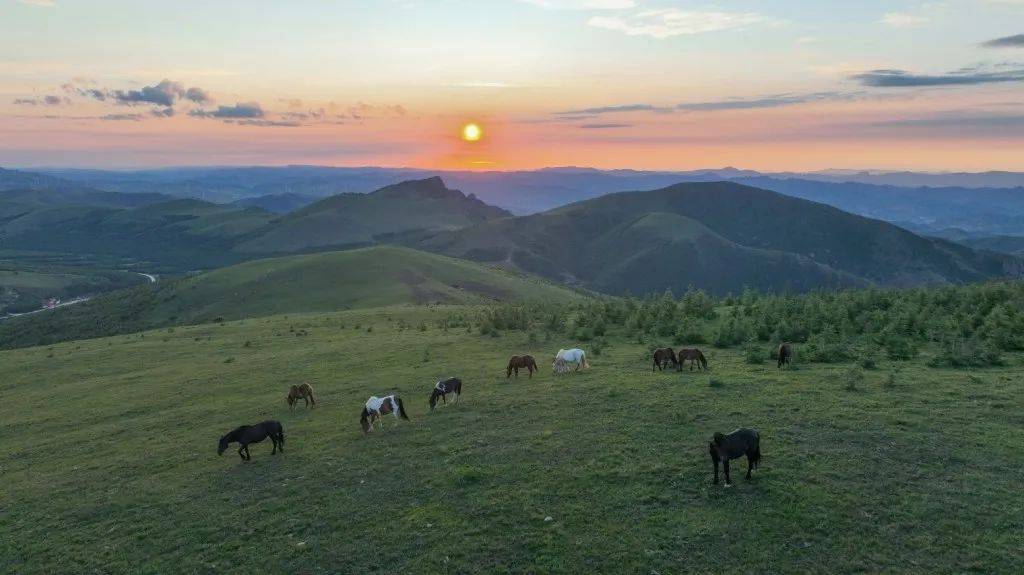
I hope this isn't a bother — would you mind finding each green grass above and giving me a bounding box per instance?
[2,305,1022,573]
[0,246,585,349]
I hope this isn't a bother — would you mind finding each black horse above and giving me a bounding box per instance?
[218,420,285,461]
[429,377,462,410]
[777,343,793,369]
[709,428,761,486]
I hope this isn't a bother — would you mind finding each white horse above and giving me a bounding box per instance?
[553,348,588,373]
[360,395,409,434]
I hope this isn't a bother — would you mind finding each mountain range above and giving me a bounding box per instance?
[408,181,1022,295]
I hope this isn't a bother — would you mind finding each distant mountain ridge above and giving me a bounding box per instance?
[0,177,511,270]
[408,181,1022,295]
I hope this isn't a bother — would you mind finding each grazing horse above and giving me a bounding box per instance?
[553,348,588,374]
[777,343,793,369]
[709,428,761,486]
[218,420,285,461]
[286,382,316,410]
[429,377,462,410]
[507,355,538,378]
[677,348,708,371]
[360,395,409,434]
[652,347,678,371]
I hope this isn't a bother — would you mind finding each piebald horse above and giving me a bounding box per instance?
[429,377,462,410]
[553,348,588,374]
[360,395,409,434]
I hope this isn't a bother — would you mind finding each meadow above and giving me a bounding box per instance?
[2,304,1022,573]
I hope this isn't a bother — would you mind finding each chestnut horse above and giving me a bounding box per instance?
[286,382,316,410]
[507,355,538,378]
[677,348,708,371]
[652,348,678,371]
[777,343,793,369]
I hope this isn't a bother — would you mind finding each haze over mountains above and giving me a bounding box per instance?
[12,165,1024,239]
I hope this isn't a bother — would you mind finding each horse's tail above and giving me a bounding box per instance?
[308,384,316,406]
[278,422,286,446]
[698,350,708,370]
[750,432,761,469]
[396,397,410,420]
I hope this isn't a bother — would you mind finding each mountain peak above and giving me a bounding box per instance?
[372,176,458,200]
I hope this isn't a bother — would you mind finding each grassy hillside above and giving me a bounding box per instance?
[412,181,1022,295]
[2,305,1021,573]
[0,246,584,348]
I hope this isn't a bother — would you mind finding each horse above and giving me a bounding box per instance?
[709,428,761,486]
[677,348,708,371]
[218,420,285,461]
[286,382,316,410]
[553,348,588,374]
[429,377,462,410]
[507,355,538,378]
[777,343,793,369]
[652,348,678,371]
[360,395,409,434]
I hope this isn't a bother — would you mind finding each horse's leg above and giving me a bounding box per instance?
[746,453,754,480]
[712,451,719,485]
[238,445,246,461]
[272,437,278,455]
[722,459,732,486]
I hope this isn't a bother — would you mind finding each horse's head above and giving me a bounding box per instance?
[359,408,371,434]
[286,393,295,406]
[217,435,229,456]
[428,389,439,411]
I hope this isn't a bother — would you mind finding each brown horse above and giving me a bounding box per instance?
[286,382,316,410]
[507,355,538,378]
[677,348,708,371]
[777,343,793,369]
[652,348,678,371]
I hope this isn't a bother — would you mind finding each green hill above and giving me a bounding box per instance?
[0,177,510,270]
[234,177,510,253]
[411,181,1023,295]
[0,246,584,348]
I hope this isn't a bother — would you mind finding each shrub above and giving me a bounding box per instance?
[928,336,1003,368]
[840,365,865,391]
[743,339,764,364]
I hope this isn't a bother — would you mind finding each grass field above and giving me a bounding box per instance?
[2,305,1022,573]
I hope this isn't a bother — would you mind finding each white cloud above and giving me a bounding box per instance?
[587,9,771,39]
[880,12,931,27]
[520,0,636,9]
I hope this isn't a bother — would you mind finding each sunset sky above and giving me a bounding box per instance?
[1,0,1022,171]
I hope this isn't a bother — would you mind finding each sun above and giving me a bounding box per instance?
[461,123,482,142]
